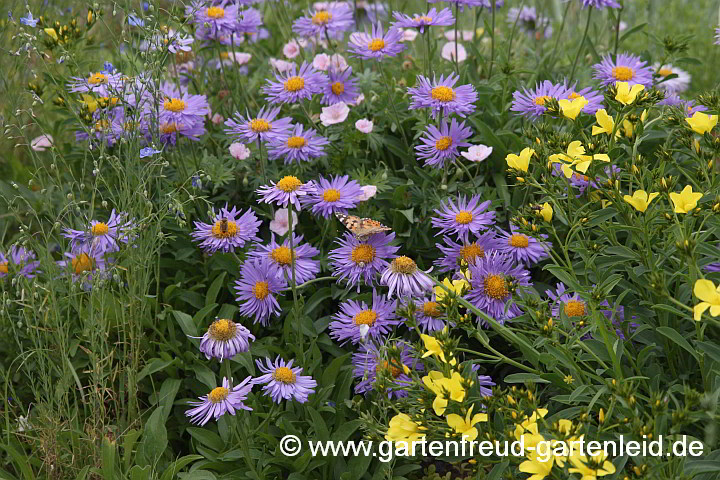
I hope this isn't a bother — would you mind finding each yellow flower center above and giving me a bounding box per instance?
[423,301,442,318]
[284,76,305,92]
[509,234,529,248]
[160,122,178,134]
[88,72,107,85]
[455,211,473,224]
[564,300,586,317]
[273,366,296,383]
[71,253,94,275]
[163,98,187,112]
[208,386,229,403]
[211,220,238,238]
[94,119,109,132]
[276,176,303,192]
[368,38,385,51]
[287,136,307,148]
[331,82,345,95]
[351,244,376,264]
[483,274,508,300]
[612,66,634,81]
[208,319,237,341]
[0,262,8,275]
[91,222,109,236]
[353,309,377,325]
[391,256,417,274]
[435,136,453,151]
[312,10,332,25]
[322,188,341,202]
[250,118,271,132]
[568,92,580,99]
[658,68,673,77]
[206,7,225,19]
[460,243,484,263]
[252,281,270,300]
[270,246,293,265]
[534,95,551,106]
[414,15,434,23]
[430,86,456,102]
[376,360,404,378]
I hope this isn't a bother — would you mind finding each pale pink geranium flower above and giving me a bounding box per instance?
[31,134,53,151]
[441,42,467,62]
[231,52,252,65]
[355,118,373,133]
[283,40,302,59]
[400,28,418,42]
[269,208,298,236]
[230,142,251,160]
[357,185,377,201]
[353,93,365,106]
[269,58,294,73]
[461,145,493,162]
[329,54,348,71]
[313,53,331,71]
[212,113,224,125]
[320,102,350,126]
[443,30,474,42]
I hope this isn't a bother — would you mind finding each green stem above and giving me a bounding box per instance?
[488,2,496,78]
[569,7,593,83]
[379,63,409,150]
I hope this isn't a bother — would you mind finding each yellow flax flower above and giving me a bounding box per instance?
[685,111,718,135]
[421,334,447,363]
[446,405,487,442]
[669,185,703,213]
[623,190,660,212]
[434,277,469,302]
[539,202,553,222]
[549,141,610,178]
[693,279,720,321]
[568,449,616,480]
[591,109,616,136]
[519,451,554,480]
[558,96,589,120]
[614,81,644,105]
[422,370,466,415]
[385,413,426,445]
[44,28,59,41]
[506,147,535,172]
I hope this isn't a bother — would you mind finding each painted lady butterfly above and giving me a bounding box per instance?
[335,213,391,241]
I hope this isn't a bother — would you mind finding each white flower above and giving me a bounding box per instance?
[357,185,377,201]
[269,58,294,73]
[283,40,301,59]
[320,102,350,126]
[31,134,53,151]
[270,208,298,236]
[355,118,374,133]
[229,142,251,160]
[441,42,467,62]
[358,324,370,342]
[401,28,418,42]
[653,63,691,94]
[313,53,331,71]
[461,145,493,162]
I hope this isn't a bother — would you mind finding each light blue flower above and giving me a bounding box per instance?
[20,12,38,27]
[139,147,162,158]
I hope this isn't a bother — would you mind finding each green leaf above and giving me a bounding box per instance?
[172,310,198,338]
[159,455,204,480]
[101,438,117,480]
[137,407,168,467]
[137,357,175,382]
[0,443,35,480]
[205,272,226,306]
[619,23,647,43]
[187,427,224,451]
[656,327,699,361]
[504,373,551,384]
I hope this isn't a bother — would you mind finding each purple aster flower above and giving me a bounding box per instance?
[256,176,313,210]
[248,234,320,285]
[262,62,326,104]
[550,164,600,196]
[322,67,360,105]
[67,71,125,97]
[466,252,532,325]
[185,376,252,426]
[507,7,552,39]
[329,231,400,289]
[511,80,570,119]
[432,195,496,242]
[224,105,293,144]
[380,256,434,298]
[434,231,498,273]
[470,364,496,397]
[62,209,131,255]
[392,7,454,34]
[659,94,708,117]
[348,23,406,60]
[404,295,447,332]
[329,290,400,345]
[253,356,317,403]
[592,53,654,88]
[301,175,364,218]
[546,282,590,320]
[704,244,720,272]
[57,245,107,282]
[188,1,239,41]
[408,73,477,118]
[715,27,720,46]
[236,7,263,35]
[233,259,286,325]
[352,340,421,398]
[494,225,550,266]
[428,0,503,10]
[267,123,329,164]
[565,84,605,115]
[0,246,40,279]
[293,3,355,37]
[195,318,255,360]
[190,204,261,254]
[415,118,473,168]
[157,81,209,130]
[582,0,621,8]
